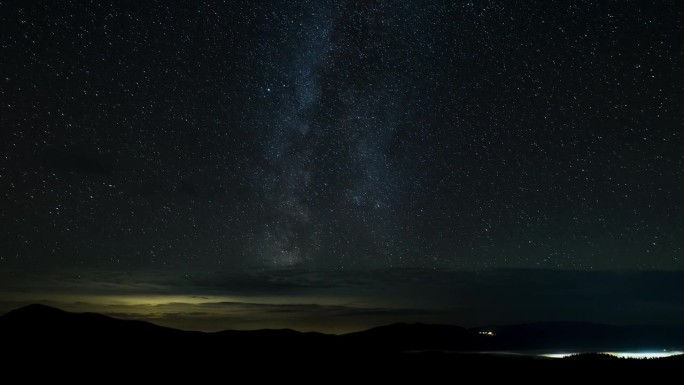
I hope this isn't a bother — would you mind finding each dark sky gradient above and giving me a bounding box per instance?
[1,1,682,331]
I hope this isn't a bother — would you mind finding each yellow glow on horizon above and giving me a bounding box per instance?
[0,290,391,333]
[0,291,351,308]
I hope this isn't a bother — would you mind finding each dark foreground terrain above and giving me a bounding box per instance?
[1,304,682,378]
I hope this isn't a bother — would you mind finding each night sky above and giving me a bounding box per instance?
[1,1,683,332]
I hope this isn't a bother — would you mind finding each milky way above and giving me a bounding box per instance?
[254,2,409,268]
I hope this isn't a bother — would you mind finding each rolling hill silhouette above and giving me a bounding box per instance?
[2,304,683,374]
[3,304,684,352]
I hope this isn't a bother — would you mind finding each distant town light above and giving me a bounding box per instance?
[541,351,684,359]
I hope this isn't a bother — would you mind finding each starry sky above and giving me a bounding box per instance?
[1,1,683,331]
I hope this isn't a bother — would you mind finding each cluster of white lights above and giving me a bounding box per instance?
[605,351,683,359]
[541,351,684,359]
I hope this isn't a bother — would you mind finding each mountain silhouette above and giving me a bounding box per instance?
[3,304,684,352]
[1,303,192,339]
[2,304,683,375]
